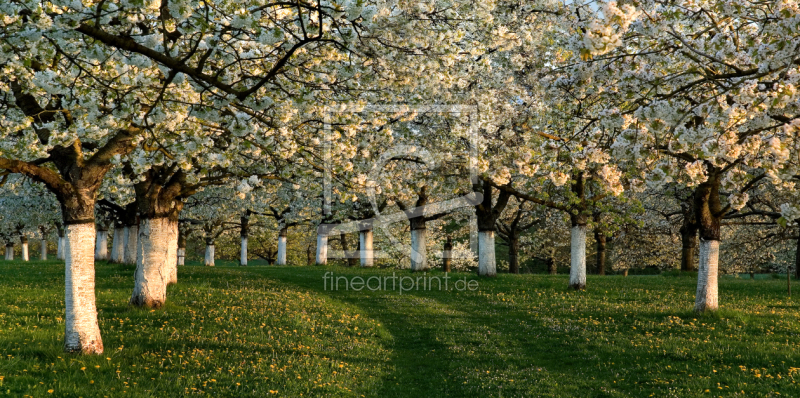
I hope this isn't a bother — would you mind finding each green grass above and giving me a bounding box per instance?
[1,261,800,397]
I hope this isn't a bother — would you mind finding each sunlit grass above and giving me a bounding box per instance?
[1,261,799,397]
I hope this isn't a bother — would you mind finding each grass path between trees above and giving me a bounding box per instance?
[1,261,799,397]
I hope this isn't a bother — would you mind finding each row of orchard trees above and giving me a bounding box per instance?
[1,0,800,356]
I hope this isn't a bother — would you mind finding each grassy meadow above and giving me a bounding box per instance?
[1,261,799,397]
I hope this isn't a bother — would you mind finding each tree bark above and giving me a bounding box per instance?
[204,239,215,266]
[64,223,103,354]
[569,223,587,290]
[124,224,139,265]
[474,180,511,277]
[316,230,328,265]
[508,236,520,274]
[410,220,428,271]
[694,176,722,312]
[240,214,249,266]
[548,247,557,275]
[130,218,177,308]
[359,228,374,267]
[95,228,108,261]
[595,232,606,276]
[795,231,800,280]
[478,231,496,276]
[56,224,65,260]
[111,225,125,263]
[177,231,186,266]
[21,236,29,262]
[277,227,288,265]
[695,240,719,311]
[443,237,453,273]
[40,238,48,260]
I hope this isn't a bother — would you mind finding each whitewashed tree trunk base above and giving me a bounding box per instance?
[131,218,176,308]
[124,225,138,264]
[204,245,215,266]
[695,240,720,312]
[410,229,428,271]
[111,227,125,263]
[478,231,496,276]
[95,230,108,261]
[240,237,248,266]
[5,245,13,261]
[316,234,328,265]
[277,236,287,265]
[21,242,29,262]
[166,222,178,285]
[64,223,103,354]
[360,230,374,267]
[569,225,587,290]
[40,239,48,261]
[177,248,185,266]
[57,237,64,260]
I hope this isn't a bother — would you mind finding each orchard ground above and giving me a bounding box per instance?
[1,262,799,397]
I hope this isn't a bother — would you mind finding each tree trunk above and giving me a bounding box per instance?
[695,240,719,311]
[130,218,177,308]
[95,229,108,261]
[478,231,497,276]
[204,239,215,266]
[623,269,628,277]
[277,227,288,265]
[57,237,64,260]
[508,236,520,274]
[569,223,587,290]
[548,247,557,275]
[341,232,358,267]
[694,176,722,312]
[795,231,800,280]
[124,224,139,264]
[680,227,698,272]
[64,223,103,354]
[474,180,511,277]
[410,226,428,271]
[359,229,374,267]
[443,237,453,273]
[307,245,314,265]
[21,237,29,262]
[111,226,125,263]
[177,233,186,266]
[595,232,606,276]
[5,244,13,260]
[40,238,48,260]
[316,230,328,265]
[165,221,178,285]
[240,215,249,266]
